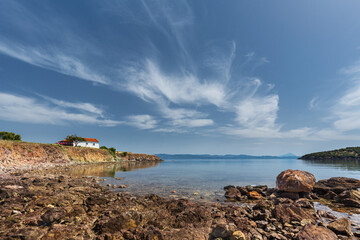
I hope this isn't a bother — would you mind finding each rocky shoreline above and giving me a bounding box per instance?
[0,165,360,239]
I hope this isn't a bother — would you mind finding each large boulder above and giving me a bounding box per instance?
[276,169,316,193]
[296,224,338,240]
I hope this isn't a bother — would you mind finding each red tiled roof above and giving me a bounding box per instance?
[58,138,99,143]
[83,138,99,142]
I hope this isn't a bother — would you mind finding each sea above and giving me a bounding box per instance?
[68,157,360,203]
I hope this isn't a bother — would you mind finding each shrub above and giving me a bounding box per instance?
[119,152,128,157]
[0,131,22,141]
[100,146,116,158]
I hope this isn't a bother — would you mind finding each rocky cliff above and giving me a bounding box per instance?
[0,140,161,169]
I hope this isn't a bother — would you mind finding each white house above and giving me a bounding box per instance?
[75,138,100,148]
[57,138,100,148]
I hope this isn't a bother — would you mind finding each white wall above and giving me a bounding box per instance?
[75,141,99,148]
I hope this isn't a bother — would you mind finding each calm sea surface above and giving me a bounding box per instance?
[69,157,360,202]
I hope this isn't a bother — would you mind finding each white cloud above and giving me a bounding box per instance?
[0,92,119,126]
[127,115,157,129]
[40,95,105,116]
[122,59,227,107]
[0,42,109,84]
[333,59,360,132]
[309,97,319,110]
[235,95,279,129]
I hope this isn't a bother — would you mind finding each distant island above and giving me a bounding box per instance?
[156,153,299,159]
[300,146,360,160]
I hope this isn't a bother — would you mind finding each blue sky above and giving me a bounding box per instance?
[2,0,360,155]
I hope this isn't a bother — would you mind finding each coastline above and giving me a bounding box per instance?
[1,160,360,239]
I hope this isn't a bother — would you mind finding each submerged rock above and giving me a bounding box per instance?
[276,169,316,193]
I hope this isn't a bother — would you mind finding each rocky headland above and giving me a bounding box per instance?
[300,147,360,160]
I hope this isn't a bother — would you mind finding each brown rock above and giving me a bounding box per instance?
[335,190,360,207]
[279,191,300,200]
[296,224,337,240]
[327,217,353,236]
[295,198,314,209]
[313,177,360,195]
[40,208,67,226]
[273,202,315,224]
[276,169,316,193]
[231,230,246,240]
[225,187,242,201]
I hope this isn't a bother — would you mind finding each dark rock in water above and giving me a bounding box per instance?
[295,224,338,240]
[276,169,316,193]
[327,217,353,236]
[273,202,315,224]
[335,190,360,207]
[313,177,360,195]
[224,187,242,201]
[224,185,235,190]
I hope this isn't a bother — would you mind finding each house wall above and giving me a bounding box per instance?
[75,141,99,148]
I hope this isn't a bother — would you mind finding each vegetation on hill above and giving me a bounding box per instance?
[0,131,21,141]
[100,146,117,158]
[65,134,86,146]
[300,147,360,160]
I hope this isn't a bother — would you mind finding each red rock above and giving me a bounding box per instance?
[296,224,337,240]
[276,169,316,193]
[248,191,262,200]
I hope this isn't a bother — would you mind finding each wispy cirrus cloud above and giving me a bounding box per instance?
[0,42,109,84]
[0,0,308,138]
[332,60,360,132]
[0,92,119,127]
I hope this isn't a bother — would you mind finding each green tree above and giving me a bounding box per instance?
[0,131,21,141]
[65,135,85,146]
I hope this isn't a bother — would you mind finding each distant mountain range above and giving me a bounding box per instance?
[156,153,300,160]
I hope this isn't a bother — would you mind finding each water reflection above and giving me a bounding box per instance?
[302,158,360,171]
[67,161,161,177]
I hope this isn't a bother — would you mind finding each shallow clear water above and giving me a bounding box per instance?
[69,158,360,202]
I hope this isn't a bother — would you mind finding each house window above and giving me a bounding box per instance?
[93,143,95,146]
[86,142,88,145]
